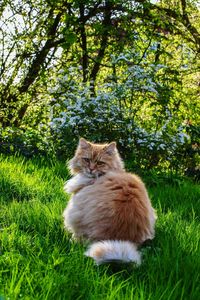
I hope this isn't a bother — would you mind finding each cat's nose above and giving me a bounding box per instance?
[90,163,95,170]
[89,165,96,174]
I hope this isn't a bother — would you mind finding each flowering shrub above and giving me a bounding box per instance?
[1,53,198,175]
[48,62,195,172]
[134,123,190,170]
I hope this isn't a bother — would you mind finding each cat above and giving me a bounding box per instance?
[63,138,156,265]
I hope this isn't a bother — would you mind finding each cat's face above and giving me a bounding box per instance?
[69,138,124,178]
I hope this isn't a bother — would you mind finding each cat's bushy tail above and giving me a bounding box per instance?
[85,240,141,265]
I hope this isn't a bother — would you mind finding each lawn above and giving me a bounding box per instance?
[0,154,199,300]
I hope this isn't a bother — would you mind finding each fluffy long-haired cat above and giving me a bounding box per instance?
[63,138,156,265]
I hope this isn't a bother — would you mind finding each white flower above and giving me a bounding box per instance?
[137,139,144,144]
[159,144,166,150]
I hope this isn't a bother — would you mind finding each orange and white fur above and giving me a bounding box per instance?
[63,138,156,265]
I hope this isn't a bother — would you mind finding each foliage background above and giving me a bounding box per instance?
[0,0,199,176]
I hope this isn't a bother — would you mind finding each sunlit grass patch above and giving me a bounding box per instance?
[0,154,199,300]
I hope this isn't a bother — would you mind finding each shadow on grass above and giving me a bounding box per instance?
[0,174,36,202]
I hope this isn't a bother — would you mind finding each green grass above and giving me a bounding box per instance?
[0,154,199,300]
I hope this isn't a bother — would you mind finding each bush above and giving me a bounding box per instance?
[1,53,199,176]
[0,126,53,158]
[48,64,196,173]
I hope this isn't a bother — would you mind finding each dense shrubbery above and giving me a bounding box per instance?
[0,126,53,158]
[47,61,199,176]
[1,56,199,177]
[1,59,199,178]
[1,53,199,177]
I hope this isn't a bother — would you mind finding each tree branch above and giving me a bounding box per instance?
[180,0,200,50]
[19,10,62,93]
[89,0,112,92]
[79,3,88,82]
[148,1,200,51]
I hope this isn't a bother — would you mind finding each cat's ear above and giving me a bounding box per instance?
[78,138,91,149]
[104,142,116,155]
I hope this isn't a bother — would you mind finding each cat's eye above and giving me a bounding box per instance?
[97,161,105,166]
[82,157,90,163]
